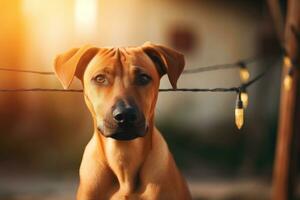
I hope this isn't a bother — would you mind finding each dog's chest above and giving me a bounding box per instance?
[108,185,162,200]
[105,139,145,173]
[110,192,139,200]
[104,139,146,192]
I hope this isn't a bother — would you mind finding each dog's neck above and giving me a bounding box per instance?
[94,125,153,194]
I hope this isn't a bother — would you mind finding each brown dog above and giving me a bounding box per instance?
[54,42,192,200]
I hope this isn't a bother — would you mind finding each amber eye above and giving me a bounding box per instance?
[94,74,109,85]
[136,73,152,86]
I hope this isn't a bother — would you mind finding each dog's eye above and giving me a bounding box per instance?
[136,74,152,85]
[94,74,109,85]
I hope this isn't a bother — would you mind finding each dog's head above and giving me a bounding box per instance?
[54,42,185,141]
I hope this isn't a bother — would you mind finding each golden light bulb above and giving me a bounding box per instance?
[284,75,292,91]
[235,94,244,130]
[240,68,250,83]
[283,56,292,68]
[241,92,249,109]
[235,108,244,130]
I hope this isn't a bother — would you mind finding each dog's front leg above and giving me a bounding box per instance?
[77,136,116,200]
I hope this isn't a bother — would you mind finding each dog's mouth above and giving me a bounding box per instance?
[108,130,143,141]
[98,120,148,141]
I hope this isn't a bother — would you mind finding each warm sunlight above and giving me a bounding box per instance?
[22,0,40,16]
[75,0,98,34]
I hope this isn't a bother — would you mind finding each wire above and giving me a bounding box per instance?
[0,55,280,93]
[0,68,55,75]
[159,87,238,92]
[0,87,238,93]
[0,88,82,93]
[182,56,260,74]
[0,60,277,93]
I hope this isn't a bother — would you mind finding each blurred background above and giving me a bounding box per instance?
[0,0,298,199]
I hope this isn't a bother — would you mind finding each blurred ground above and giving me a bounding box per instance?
[0,170,299,200]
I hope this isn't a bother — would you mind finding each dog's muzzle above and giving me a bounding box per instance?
[98,100,147,141]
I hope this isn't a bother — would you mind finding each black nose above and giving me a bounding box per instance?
[113,105,138,124]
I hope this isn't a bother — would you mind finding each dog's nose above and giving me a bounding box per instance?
[113,106,138,124]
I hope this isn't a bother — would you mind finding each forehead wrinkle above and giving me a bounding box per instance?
[117,48,136,77]
[93,66,113,75]
[111,48,124,77]
[96,48,122,65]
[119,48,127,63]
[131,65,145,74]
[99,48,115,57]
[93,48,154,78]
[115,48,120,58]
[120,48,132,62]
[99,48,124,63]
[85,52,117,76]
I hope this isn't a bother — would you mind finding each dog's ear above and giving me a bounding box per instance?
[142,42,185,89]
[54,45,99,89]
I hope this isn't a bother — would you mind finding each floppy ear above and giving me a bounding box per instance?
[54,45,99,89]
[141,42,185,89]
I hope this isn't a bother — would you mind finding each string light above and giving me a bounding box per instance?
[235,91,244,130]
[238,62,250,83]
[283,56,292,68]
[240,87,249,109]
[284,67,293,91]
[0,55,279,130]
[283,56,293,91]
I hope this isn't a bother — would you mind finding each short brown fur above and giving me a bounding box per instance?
[54,42,191,200]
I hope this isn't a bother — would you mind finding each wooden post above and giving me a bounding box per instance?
[272,0,300,200]
[266,0,285,46]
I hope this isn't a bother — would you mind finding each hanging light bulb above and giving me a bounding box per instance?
[239,62,250,83]
[284,67,293,91]
[235,92,244,130]
[283,56,292,68]
[241,88,249,109]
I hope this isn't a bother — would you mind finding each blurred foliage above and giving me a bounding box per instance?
[157,117,277,176]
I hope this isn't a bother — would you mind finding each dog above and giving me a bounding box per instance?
[54,42,192,200]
